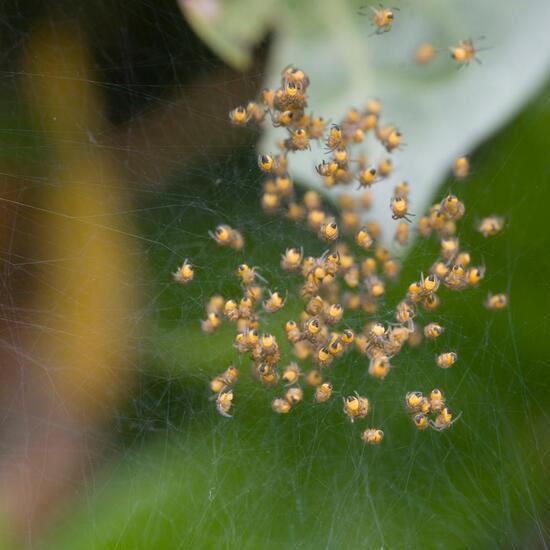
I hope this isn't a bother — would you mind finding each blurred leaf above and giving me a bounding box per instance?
[182,0,550,244]
[178,0,277,70]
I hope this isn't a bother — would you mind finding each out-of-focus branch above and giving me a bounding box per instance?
[0,22,138,540]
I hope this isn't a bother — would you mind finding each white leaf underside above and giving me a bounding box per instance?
[182,0,550,248]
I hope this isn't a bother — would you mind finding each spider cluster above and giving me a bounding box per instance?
[404,389,461,432]
[173,62,507,444]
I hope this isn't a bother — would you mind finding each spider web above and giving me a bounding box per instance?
[0,2,547,549]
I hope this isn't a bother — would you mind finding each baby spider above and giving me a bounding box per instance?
[391,196,414,222]
[285,128,310,152]
[420,272,440,294]
[246,101,265,123]
[228,106,250,125]
[281,64,310,89]
[223,299,240,322]
[394,181,409,198]
[368,355,391,380]
[281,247,303,271]
[325,125,345,152]
[245,285,263,304]
[233,331,248,353]
[360,257,376,278]
[428,388,445,412]
[413,413,429,430]
[424,323,444,340]
[238,295,254,318]
[449,38,484,66]
[368,321,387,342]
[453,156,470,180]
[408,325,423,347]
[355,227,373,250]
[324,251,341,275]
[361,428,384,444]
[415,42,435,65]
[332,148,350,167]
[303,190,322,210]
[357,167,378,189]
[306,210,327,234]
[209,224,244,250]
[263,290,287,313]
[260,88,275,109]
[343,392,369,422]
[365,98,382,115]
[436,352,458,369]
[440,237,459,261]
[282,362,302,385]
[314,382,333,403]
[365,276,385,298]
[287,202,305,222]
[306,368,323,387]
[485,292,508,310]
[236,264,261,286]
[429,408,462,431]
[378,158,393,178]
[316,160,338,178]
[308,116,326,139]
[394,221,409,245]
[210,366,239,393]
[282,80,308,110]
[383,129,403,152]
[359,4,398,34]
[259,333,279,356]
[270,109,295,128]
[405,391,430,415]
[258,153,277,173]
[431,261,449,280]
[201,312,221,334]
[466,266,485,286]
[341,328,355,345]
[319,219,339,242]
[316,346,334,368]
[440,194,465,220]
[206,295,224,314]
[325,303,344,325]
[284,320,302,344]
[395,300,415,329]
[456,251,471,267]
[478,216,504,237]
[216,390,234,418]
[407,280,423,303]
[272,397,291,414]
[261,192,279,214]
[257,363,279,388]
[417,215,432,237]
[305,294,325,316]
[285,386,304,406]
[385,327,409,356]
[173,259,194,284]
[375,124,394,143]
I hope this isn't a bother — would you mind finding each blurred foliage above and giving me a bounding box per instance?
[40,83,550,549]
